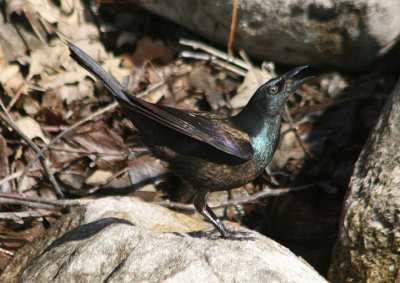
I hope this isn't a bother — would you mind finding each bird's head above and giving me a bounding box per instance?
[247,66,312,118]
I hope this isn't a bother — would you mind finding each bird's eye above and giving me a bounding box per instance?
[269,85,279,94]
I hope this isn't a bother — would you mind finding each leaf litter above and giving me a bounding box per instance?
[0,0,398,275]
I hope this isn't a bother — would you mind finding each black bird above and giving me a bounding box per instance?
[68,42,312,238]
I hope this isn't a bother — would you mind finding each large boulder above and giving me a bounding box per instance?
[134,0,400,71]
[2,197,327,282]
[328,78,400,282]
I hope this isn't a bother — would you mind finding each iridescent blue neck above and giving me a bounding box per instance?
[249,116,281,168]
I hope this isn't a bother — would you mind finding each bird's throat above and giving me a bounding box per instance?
[249,116,281,167]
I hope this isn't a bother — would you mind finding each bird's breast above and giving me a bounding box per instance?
[249,120,281,169]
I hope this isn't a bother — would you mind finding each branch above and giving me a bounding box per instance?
[0,192,83,209]
[180,51,247,76]
[157,185,312,212]
[180,38,249,70]
[227,0,238,56]
[285,106,315,161]
[0,100,64,198]
[0,210,58,223]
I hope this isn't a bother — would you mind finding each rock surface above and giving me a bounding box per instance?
[2,197,327,282]
[134,0,400,71]
[328,79,400,282]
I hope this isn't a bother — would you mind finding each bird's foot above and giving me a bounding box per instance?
[188,229,255,241]
[220,229,256,241]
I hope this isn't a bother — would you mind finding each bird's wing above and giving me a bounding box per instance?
[68,41,253,160]
[119,90,253,160]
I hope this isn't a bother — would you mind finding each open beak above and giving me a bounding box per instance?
[283,66,314,93]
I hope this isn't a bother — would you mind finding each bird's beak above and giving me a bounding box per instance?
[283,66,314,93]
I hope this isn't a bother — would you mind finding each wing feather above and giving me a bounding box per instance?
[68,41,253,160]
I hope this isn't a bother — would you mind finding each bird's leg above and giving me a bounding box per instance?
[194,190,229,238]
[191,189,255,241]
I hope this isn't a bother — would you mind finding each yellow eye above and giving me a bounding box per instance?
[269,85,279,94]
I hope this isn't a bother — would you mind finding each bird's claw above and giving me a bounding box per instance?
[188,229,255,241]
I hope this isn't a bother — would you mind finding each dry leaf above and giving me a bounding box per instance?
[132,37,172,65]
[128,155,169,190]
[189,67,216,91]
[272,123,305,168]
[101,58,130,84]
[56,1,98,41]
[205,90,226,110]
[0,64,20,84]
[59,85,84,103]
[86,170,113,185]
[14,116,49,144]
[145,84,169,104]
[22,95,40,116]
[7,0,60,24]
[230,67,273,108]
[0,64,24,95]
[28,44,69,79]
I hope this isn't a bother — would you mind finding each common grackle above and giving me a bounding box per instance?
[68,42,312,239]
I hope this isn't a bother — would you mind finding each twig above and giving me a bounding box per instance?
[156,199,195,212]
[0,101,64,198]
[179,38,249,70]
[6,82,26,112]
[0,96,14,122]
[227,0,238,56]
[0,192,83,208]
[39,145,125,156]
[211,185,312,209]
[88,166,129,194]
[23,10,47,44]
[264,166,280,186]
[0,199,54,210]
[0,168,40,186]
[291,92,388,116]
[0,247,14,257]
[180,51,247,76]
[157,185,312,211]
[285,106,314,160]
[238,49,254,67]
[0,210,59,222]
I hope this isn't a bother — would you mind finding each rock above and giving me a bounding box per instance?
[133,0,400,71]
[2,197,327,282]
[328,78,400,282]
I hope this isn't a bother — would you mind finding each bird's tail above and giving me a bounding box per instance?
[67,41,131,104]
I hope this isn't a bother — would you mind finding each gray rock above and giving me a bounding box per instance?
[328,78,400,282]
[133,0,400,71]
[3,197,327,282]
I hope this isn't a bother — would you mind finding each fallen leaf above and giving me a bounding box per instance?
[128,155,169,190]
[22,95,40,116]
[205,90,226,110]
[101,58,130,84]
[230,67,272,108]
[272,123,305,168]
[0,136,11,192]
[145,84,169,104]
[86,170,113,185]
[28,43,69,79]
[0,64,19,84]
[14,116,49,144]
[132,37,172,65]
[189,67,216,91]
